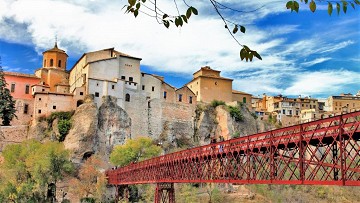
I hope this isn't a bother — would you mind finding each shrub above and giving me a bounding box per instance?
[232,131,240,139]
[250,112,258,119]
[47,111,74,125]
[210,100,225,108]
[58,119,71,142]
[228,106,244,122]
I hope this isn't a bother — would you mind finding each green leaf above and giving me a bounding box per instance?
[294,1,300,12]
[243,45,250,52]
[175,18,179,27]
[191,7,198,15]
[163,14,169,19]
[181,15,188,23]
[225,24,228,29]
[304,0,308,3]
[128,0,136,7]
[233,25,238,34]
[355,0,360,5]
[186,7,192,19]
[350,2,355,9]
[328,2,333,16]
[240,25,246,33]
[178,17,183,26]
[253,51,262,60]
[134,9,139,17]
[163,20,170,28]
[141,0,146,2]
[136,2,140,9]
[248,52,254,62]
[309,1,316,12]
[337,3,341,15]
[286,1,293,9]
[240,48,246,60]
[343,1,348,13]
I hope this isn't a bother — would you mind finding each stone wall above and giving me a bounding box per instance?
[0,125,28,152]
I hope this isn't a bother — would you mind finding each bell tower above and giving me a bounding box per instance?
[42,42,68,70]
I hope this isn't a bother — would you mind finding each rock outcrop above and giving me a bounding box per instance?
[63,95,98,165]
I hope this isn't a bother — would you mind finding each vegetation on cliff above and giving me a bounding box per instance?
[110,136,162,166]
[0,140,73,202]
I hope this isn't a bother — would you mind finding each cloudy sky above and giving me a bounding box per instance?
[0,0,359,98]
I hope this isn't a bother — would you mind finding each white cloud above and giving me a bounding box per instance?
[301,57,331,67]
[284,70,360,96]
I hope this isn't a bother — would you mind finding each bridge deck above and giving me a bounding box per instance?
[106,111,360,186]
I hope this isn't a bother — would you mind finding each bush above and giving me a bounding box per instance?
[210,100,225,108]
[58,119,71,142]
[250,112,258,119]
[47,111,74,125]
[228,106,244,122]
[232,131,240,139]
[80,197,96,203]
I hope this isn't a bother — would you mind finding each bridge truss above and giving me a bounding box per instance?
[106,111,360,202]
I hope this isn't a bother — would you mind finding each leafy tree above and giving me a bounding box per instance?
[0,140,74,202]
[124,0,360,61]
[0,58,16,126]
[70,156,107,201]
[110,136,162,166]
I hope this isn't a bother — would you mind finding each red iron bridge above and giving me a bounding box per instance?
[106,111,360,202]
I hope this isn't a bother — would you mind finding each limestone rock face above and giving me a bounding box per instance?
[28,120,49,140]
[196,104,272,145]
[97,96,131,163]
[63,98,98,164]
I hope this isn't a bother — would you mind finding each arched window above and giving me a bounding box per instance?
[243,97,246,103]
[58,60,61,67]
[77,100,84,107]
[50,59,54,66]
[125,93,130,102]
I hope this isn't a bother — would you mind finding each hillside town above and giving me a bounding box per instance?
[4,43,360,129]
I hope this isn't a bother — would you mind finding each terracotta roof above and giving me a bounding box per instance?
[192,66,221,76]
[43,42,68,56]
[232,90,252,95]
[4,71,39,79]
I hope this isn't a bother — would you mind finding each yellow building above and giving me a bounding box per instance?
[186,66,252,108]
[327,93,360,113]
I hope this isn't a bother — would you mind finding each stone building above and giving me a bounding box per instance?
[327,93,360,113]
[186,66,252,109]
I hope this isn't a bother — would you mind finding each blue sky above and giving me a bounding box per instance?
[0,0,359,98]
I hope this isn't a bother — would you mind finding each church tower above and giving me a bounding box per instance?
[42,42,68,70]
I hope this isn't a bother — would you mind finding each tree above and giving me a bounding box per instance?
[110,136,162,166]
[124,0,360,61]
[0,57,16,126]
[0,140,74,202]
[70,156,107,202]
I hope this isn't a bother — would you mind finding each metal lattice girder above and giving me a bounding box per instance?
[106,111,360,186]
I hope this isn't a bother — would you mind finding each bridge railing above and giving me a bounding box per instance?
[106,110,360,186]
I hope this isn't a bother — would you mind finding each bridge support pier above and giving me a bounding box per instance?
[154,183,175,203]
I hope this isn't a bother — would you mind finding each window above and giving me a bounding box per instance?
[50,59,54,66]
[25,85,30,94]
[142,85,145,90]
[302,104,304,107]
[125,93,130,102]
[80,92,84,96]
[196,91,198,96]
[152,86,155,92]
[129,77,133,82]
[289,110,292,115]
[112,85,115,90]
[11,83,15,92]
[189,96,193,104]
[58,60,61,67]
[163,91,167,99]
[24,104,28,114]
[96,83,99,86]
[44,60,46,67]
[296,111,299,116]
[243,97,247,103]
[335,102,338,106]
[282,109,285,114]
[39,98,42,101]
[95,92,99,97]
[53,106,56,110]
[215,82,218,85]
[178,94,182,102]
[38,109,42,114]
[121,76,125,80]
[42,89,45,92]
[142,73,144,77]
